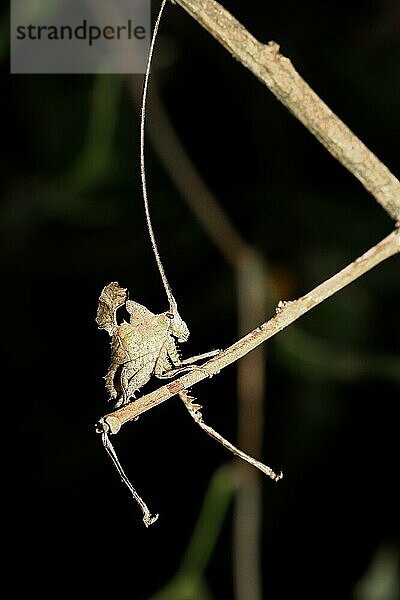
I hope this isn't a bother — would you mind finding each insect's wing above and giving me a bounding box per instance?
[96,282,127,335]
[123,300,168,352]
[101,295,170,404]
[111,302,169,403]
[125,300,157,328]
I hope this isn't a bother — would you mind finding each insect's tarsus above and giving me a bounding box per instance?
[140,0,177,310]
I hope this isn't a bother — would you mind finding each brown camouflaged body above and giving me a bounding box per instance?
[96,282,189,407]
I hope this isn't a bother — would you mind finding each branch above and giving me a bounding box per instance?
[172,0,400,223]
[98,229,399,434]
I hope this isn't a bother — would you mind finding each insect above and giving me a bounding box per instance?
[95,1,281,527]
[97,0,217,407]
[96,281,216,407]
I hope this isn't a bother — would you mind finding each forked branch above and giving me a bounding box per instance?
[98,229,399,434]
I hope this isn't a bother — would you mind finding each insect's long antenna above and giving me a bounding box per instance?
[140,0,177,310]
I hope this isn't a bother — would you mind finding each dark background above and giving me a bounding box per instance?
[3,1,399,598]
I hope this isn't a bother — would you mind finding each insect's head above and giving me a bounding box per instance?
[165,300,189,343]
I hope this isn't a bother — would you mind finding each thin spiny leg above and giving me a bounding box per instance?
[179,391,283,482]
[179,349,220,365]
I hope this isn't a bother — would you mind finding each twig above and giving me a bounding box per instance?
[97,228,399,434]
[173,0,400,223]
[179,391,282,481]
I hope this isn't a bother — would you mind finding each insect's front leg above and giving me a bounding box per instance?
[179,349,220,365]
[154,342,180,379]
[166,338,220,370]
[155,338,215,380]
[154,339,190,379]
